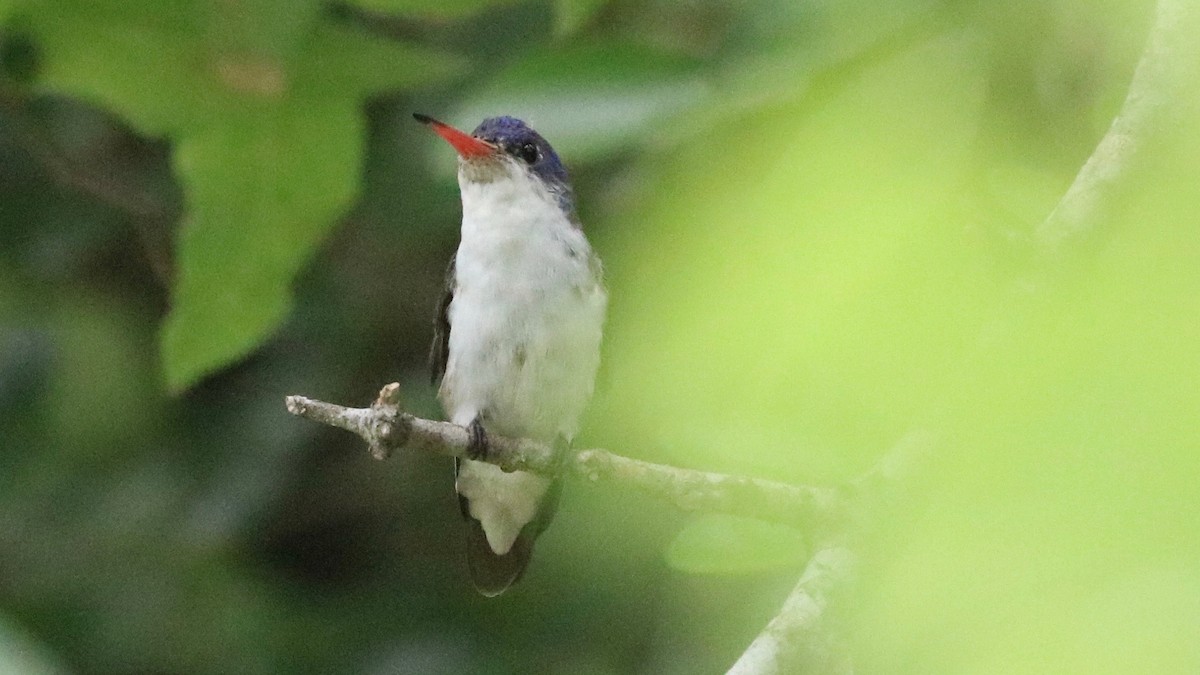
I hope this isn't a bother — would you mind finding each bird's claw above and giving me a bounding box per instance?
[467,417,490,461]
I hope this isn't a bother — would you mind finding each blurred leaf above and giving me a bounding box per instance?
[29,6,460,137]
[553,0,606,37]
[27,13,214,137]
[294,22,464,101]
[48,295,162,453]
[666,515,806,575]
[592,32,989,480]
[852,96,1200,672]
[660,0,945,148]
[33,0,198,29]
[791,0,942,69]
[0,616,63,675]
[444,42,709,167]
[340,0,520,20]
[162,104,361,391]
[27,4,462,389]
[196,0,323,59]
[982,162,1065,226]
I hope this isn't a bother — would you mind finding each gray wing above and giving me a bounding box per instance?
[429,256,455,385]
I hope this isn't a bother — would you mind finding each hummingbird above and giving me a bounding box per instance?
[415,113,607,596]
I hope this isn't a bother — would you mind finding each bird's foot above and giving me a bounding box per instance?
[466,417,490,461]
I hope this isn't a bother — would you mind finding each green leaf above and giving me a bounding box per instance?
[196,0,323,60]
[553,0,606,37]
[294,22,464,102]
[28,5,459,137]
[161,104,361,391]
[665,515,807,576]
[28,4,463,390]
[590,33,989,481]
[443,42,709,166]
[0,615,63,675]
[26,12,215,137]
[340,0,519,20]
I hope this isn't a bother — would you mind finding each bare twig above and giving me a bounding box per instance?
[726,430,935,674]
[287,384,935,675]
[847,428,936,518]
[1036,0,1200,249]
[287,384,933,675]
[727,544,856,675]
[573,449,847,531]
[285,383,846,529]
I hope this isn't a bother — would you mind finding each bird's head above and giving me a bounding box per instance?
[414,114,575,216]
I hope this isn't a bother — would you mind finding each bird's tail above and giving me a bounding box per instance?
[462,518,535,596]
[456,460,562,596]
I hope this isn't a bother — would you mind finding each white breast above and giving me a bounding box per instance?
[441,162,606,554]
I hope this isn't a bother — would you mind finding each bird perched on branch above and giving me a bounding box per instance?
[416,113,607,596]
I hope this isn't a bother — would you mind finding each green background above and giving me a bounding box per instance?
[1,0,1197,672]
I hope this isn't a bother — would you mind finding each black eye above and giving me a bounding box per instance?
[514,142,539,164]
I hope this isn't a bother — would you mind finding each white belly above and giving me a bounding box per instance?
[440,170,606,554]
[443,284,604,436]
